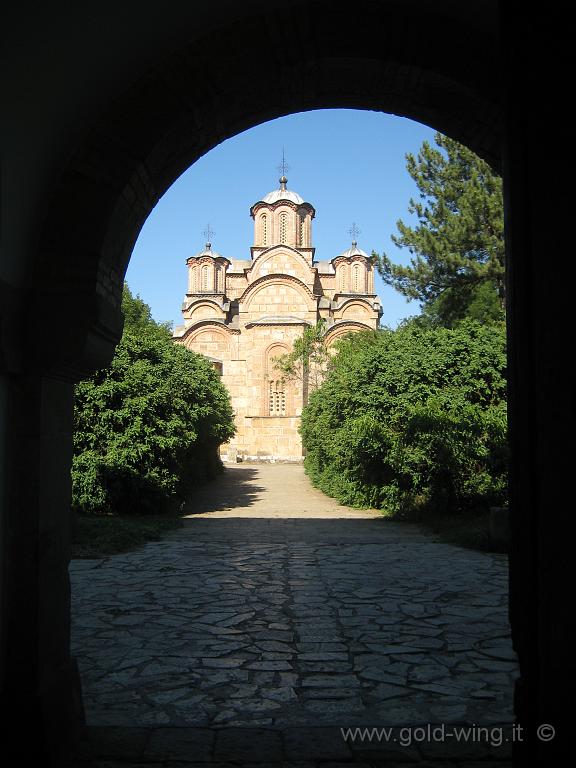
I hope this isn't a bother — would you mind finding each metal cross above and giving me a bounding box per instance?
[348,222,361,242]
[277,149,290,178]
[202,224,215,244]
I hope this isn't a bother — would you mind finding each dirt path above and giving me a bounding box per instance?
[181,463,381,518]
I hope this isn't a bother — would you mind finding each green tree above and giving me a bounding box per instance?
[72,285,236,515]
[375,132,505,327]
[273,319,330,403]
[121,282,166,333]
[300,321,507,517]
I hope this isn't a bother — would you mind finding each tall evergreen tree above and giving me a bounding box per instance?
[375,132,505,327]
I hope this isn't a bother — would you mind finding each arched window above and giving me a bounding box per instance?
[339,264,348,292]
[189,265,197,293]
[299,213,306,246]
[201,264,209,291]
[214,265,222,292]
[261,214,267,246]
[279,212,287,244]
[352,263,361,292]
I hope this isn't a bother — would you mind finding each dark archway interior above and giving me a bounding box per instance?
[1,1,571,764]
[34,2,503,380]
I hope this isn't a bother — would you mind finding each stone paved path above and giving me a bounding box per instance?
[70,464,517,765]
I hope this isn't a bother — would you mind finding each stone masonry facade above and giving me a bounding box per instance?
[173,176,382,460]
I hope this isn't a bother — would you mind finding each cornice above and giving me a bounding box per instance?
[250,200,316,217]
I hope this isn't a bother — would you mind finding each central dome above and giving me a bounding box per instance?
[260,175,304,206]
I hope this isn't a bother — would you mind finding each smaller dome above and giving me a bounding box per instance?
[189,243,225,260]
[336,244,370,259]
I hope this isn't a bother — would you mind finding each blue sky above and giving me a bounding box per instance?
[127,109,438,329]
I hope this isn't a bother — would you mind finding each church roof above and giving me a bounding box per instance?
[228,259,251,273]
[262,187,304,205]
[316,261,335,274]
[258,176,305,206]
[336,243,370,259]
[188,243,227,260]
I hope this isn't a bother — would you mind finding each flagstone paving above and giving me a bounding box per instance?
[70,464,517,764]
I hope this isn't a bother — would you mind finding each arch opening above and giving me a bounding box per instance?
[71,100,514,748]
[6,3,556,763]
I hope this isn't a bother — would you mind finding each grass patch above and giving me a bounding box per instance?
[71,514,183,558]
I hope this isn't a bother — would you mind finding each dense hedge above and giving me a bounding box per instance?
[72,287,235,515]
[301,320,507,518]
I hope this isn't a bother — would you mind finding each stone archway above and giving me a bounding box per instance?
[1,2,569,764]
[36,3,503,383]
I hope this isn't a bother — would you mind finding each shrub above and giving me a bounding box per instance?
[72,286,235,515]
[300,319,507,518]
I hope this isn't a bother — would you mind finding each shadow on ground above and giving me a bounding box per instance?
[71,464,516,767]
[73,723,514,766]
[183,466,266,515]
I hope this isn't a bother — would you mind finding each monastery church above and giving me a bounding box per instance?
[173,174,382,460]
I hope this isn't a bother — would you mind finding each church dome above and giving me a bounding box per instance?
[189,243,226,260]
[260,176,305,206]
[336,244,370,259]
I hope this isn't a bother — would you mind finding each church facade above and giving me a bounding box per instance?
[173,175,382,460]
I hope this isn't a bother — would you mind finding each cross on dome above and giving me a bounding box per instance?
[277,149,290,180]
[348,222,361,246]
[202,223,215,249]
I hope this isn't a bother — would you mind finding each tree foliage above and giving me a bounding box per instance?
[300,321,507,517]
[72,285,236,515]
[375,132,505,327]
[273,320,330,402]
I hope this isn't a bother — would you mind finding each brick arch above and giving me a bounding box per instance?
[263,342,290,374]
[240,274,317,311]
[251,246,313,282]
[186,326,229,343]
[181,320,239,341]
[180,322,237,363]
[324,321,375,347]
[186,298,223,311]
[185,299,227,322]
[338,298,373,319]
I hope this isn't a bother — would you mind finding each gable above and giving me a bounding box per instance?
[185,300,226,321]
[243,279,312,315]
[250,247,312,283]
[339,300,372,321]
